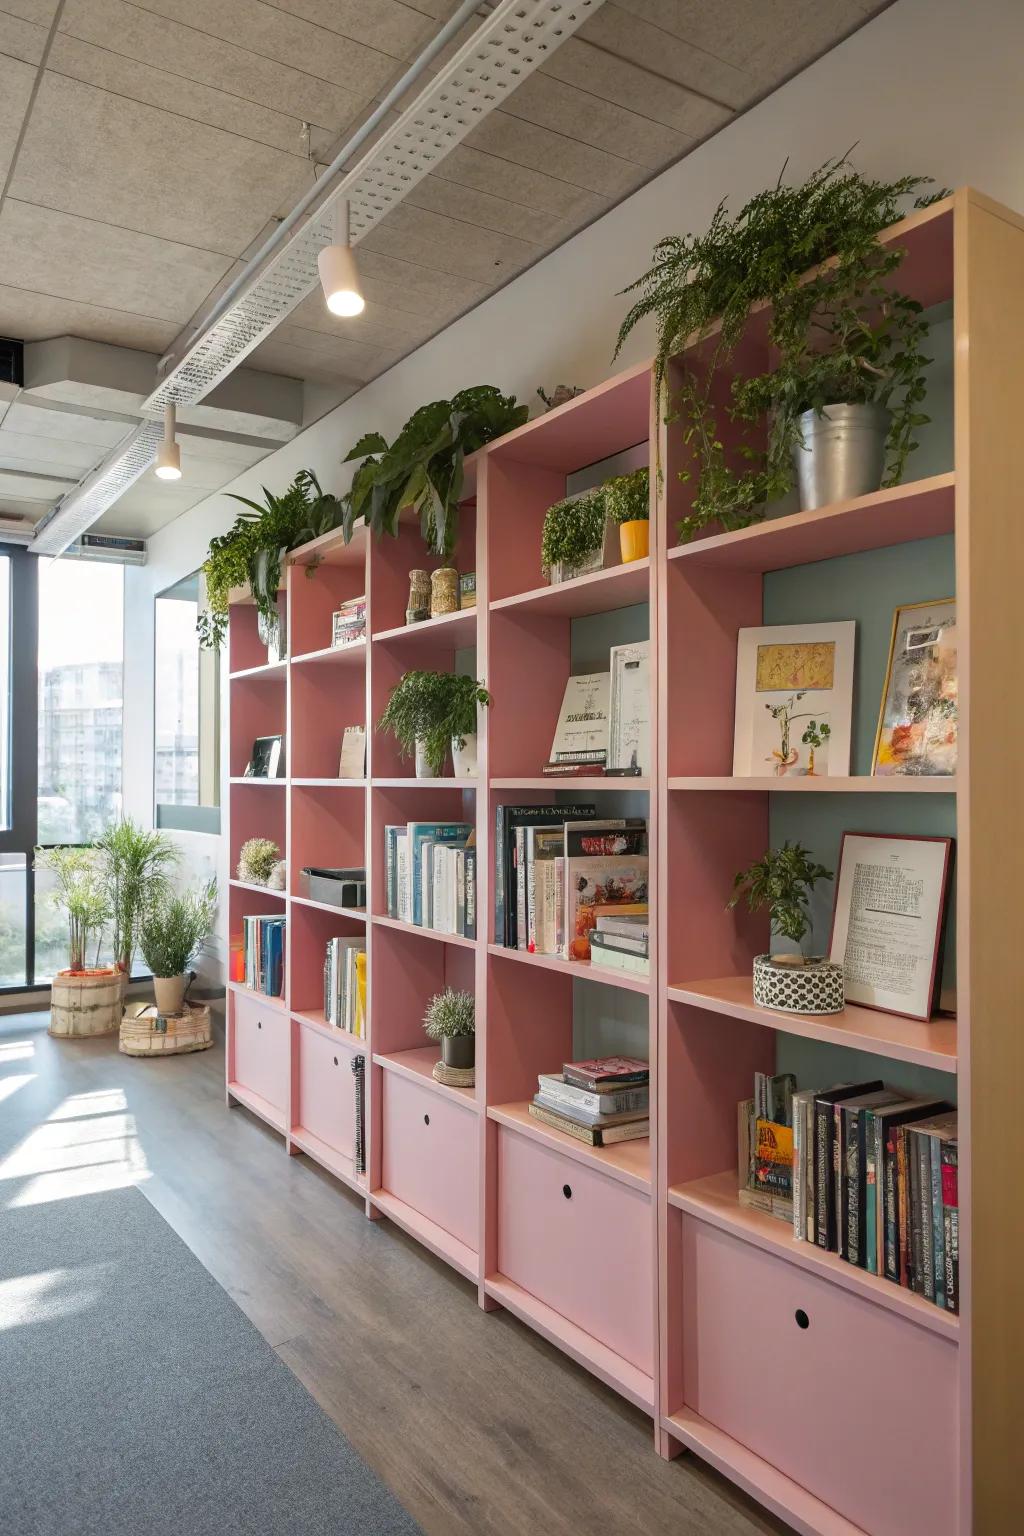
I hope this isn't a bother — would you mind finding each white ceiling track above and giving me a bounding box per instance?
[30,0,603,556]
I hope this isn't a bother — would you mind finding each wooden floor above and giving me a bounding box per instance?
[1,1010,789,1536]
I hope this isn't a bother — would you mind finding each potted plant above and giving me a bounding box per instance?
[728,842,843,1014]
[237,837,281,886]
[96,818,179,988]
[605,468,650,562]
[342,386,528,559]
[35,845,121,1038]
[378,670,491,778]
[198,470,344,652]
[139,881,217,1016]
[540,487,614,584]
[423,987,475,1073]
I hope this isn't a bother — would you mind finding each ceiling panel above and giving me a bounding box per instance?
[0,55,36,188]
[2,401,138,448]
[0,10,47,65]
[0,284,179,352]
[0,428,109,475]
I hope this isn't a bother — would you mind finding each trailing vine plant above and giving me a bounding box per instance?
[613,156,945,542]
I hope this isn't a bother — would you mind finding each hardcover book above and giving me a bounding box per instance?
[528,1101,649,1146]
[562,1056,649,1092]
[548,672,610,764]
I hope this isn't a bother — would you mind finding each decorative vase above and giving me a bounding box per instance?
[451,733,477,779]
[415,738,439,778]
[153,974,188,1016]
[791,403,891,512]
[441,1033,475,1069]
[752,954,845,1015]
[619,520,649,563]
[406,569,430,625]
[49,968,123,1038]
[430,567,459,617]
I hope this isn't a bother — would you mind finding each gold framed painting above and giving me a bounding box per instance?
[872,598,957,777]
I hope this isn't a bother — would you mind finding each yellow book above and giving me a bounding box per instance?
[354,950,367,1039]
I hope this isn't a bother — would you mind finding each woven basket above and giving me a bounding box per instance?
[119,1002,212,1057]
[49,969,124,1038]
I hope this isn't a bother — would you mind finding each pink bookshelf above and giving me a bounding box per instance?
[223,190,1022,1534]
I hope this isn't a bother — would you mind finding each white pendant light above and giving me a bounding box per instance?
[318,200,364,317]
[154,404,182,480]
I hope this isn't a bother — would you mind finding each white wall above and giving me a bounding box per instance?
[123,0,1024,971]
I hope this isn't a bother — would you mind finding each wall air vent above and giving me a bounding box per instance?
[71,532,147,565]
[0,338,23,386]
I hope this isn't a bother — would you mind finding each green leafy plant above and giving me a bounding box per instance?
[728,842,833,957]
[377,671,491,776]
[540,487,607,577]
[34,846,111,973]
[341,386,528,558]
[422,987,475,1040]
[613,156,943,541]
[237,838,281,886]
[140,881,217,979]
[96,818,179,976]
[605,468,650,525]
[198,470,344,648]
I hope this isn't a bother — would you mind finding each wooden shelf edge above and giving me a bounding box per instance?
[373,609,477,644]
[291,894,367,921]
[488,1102,650,1193]
[370,776,478,789]
[667,775,956,794]
[490,776,651,791]
[290,638,367,666]
[291,1009,365,1050]
[229,660,287,680]
[227,981,288,1014]
[485,1275,654,1414]
[288,1126,365,1193]
[487,943,650,994]
[226,1081,287,1134]
[229,879,287,898]
[489,556,650,617]
[667,1171,959,1342]
[374,1048,479,1109]
[374,915,477,948]
[369,1190,478,1282]
[229,776,287,786]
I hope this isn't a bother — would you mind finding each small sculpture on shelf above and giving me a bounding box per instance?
[237,837,281,887]
[537,384,583,411]
[728,842,843,1014]
[423,987,475,1086]
[406,569,430,625]
[430,566,459,617]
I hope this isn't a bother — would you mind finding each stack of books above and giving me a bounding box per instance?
[323,936,366,1036]
[740,1072,958,1312]
[242,914,285,997]
[529,1056,650,1146]
[589,912,649,976]
[331,596,366,648]
[384,821,476,938]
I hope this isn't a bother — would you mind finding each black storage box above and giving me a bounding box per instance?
[302,867,366,908]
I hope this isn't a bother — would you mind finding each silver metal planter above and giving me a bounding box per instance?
[792,403,891,512]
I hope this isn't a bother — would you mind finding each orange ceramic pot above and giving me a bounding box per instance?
[618,520,649,563]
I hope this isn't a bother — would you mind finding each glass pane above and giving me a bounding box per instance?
[154,576,200,806]
[0,554,10,832]
[37,559,124,844]
[34,859,115,984]
[0,853,26,987]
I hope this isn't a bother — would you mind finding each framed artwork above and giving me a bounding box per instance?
[338,725,366,779]
[245,734,284,779]
[733,622,855,777]
[872,598,957,777]
[608,641,650,773]
[828,832,953,1020]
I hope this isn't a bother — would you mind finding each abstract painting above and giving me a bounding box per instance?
[873,599,957,777]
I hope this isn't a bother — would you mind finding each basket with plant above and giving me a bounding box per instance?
[540,487,611,584]
[423,987,475,1075]
[140,880,218,1016]
[728,842,843,1014]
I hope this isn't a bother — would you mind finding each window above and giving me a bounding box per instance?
[154,572,219,833]
[0,554,10,832]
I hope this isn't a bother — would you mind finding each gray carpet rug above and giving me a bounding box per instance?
[0,1184,423,1535]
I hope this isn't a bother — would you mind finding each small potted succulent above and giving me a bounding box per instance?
[423,987,475,1074]
[237,837,281,886]
[139,881,217,1016]
[728,842,843,1014]
[378,669,491,778]
[540,486,616,584]
[605,467,650,563]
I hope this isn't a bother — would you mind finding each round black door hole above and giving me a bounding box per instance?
[795,1309,809,1330]
[423,1113,430,1126]
[562,1184,572,1200]
[333,1056,339,1066]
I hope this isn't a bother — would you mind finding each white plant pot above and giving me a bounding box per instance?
[752,954,845,1015]
[153,974,188,1016]
[451,733,478,779]
[415,738,441,778]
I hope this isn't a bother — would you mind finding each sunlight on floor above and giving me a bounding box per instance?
[47,1089,127,1121]
[0,1074,35,1104]
[0,1040,36,1063]
[0,1266,107,1331]
[1,1098,150,1207]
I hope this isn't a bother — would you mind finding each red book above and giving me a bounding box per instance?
[562,1055,650,1092]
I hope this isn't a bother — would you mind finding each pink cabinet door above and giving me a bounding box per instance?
[681,1216,958,1536]
[232,993,287,1112]
[381,1073,478,1252]
[497,1127,653,1374]
[296,1023,357,1158]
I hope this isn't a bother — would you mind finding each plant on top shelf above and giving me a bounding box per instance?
[423,986,475,1071]
[341,386,528,559]
[140,880,217,1017]
[613,155,944,541]
[728,842,843,1015]
[35,845,112,975]
[96,818,179,979]
[198,470,344,650]
[604,467,650,563]
[540,486,608,583]
[377,670,491,779]
[237,838,281,887]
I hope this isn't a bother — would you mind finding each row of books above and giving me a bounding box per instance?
[242,913,285,997]
[741,1071,958,1312]
[495,803,649,961]
[323,937,366,1037]
[384,821,478,938]
[529,1055,650,1146]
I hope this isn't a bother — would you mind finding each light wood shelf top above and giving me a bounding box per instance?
[373,609,477,647]
[488,942,650,995]
[374,1046,478,1109]
[488,1101,650,1193]
[490,557,650,619]
[373,914,477,949]
[667,1170,959,1342]
[666,975,957,1072]
[668,774,956,794]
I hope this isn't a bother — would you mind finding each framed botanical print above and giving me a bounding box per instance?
[733,622,855,777]
[872,598,957,777]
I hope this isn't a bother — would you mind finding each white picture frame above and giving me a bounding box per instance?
[338,725,367,779]
[732,621,855,778]
[548,672,610,765]
[608,641,650,773]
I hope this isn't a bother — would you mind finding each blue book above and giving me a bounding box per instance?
[407,822,471,926]
[384,826,404,917]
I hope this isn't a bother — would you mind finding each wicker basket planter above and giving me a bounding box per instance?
[49,968,124,1038]
[752,954,845,1015]
[119,1002,212,1057]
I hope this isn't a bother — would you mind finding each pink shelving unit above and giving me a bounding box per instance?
[224,190,1024,1534]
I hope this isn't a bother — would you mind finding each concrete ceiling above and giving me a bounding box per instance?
[0,0,890,541]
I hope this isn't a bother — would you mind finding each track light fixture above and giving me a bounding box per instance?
[154,404,181,480]
[318,200,365,317]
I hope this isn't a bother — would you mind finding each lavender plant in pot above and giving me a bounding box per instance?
[423,987,475,1071]
[728,842,843,1014]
